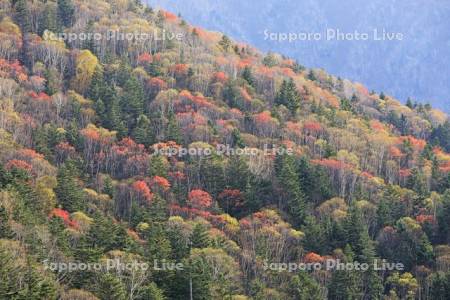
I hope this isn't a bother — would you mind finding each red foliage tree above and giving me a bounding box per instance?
[304,252,324,263]
[281,67,295,77]
[303,121,323,135]
[132,180,154,203]
[17,148,44,160]
[148,77,166,89]
[0,59,27,82]
[171,64,189,77]
[253,111,279,137]
[399,169,411,178]
[416,214,435,224]
[237,58,252,69]
[137,52,153,65]
[360,171,374,179]
[389,146,404,158]
[212,71,228,83]
[29,91,51,102]
[162,10,178,22]
[150,175,171,190]
[239,219,251,229]
[49,208,78,228]
[5,159,33,173]
[55,142,76,164]
[218,189,243,214]
[370,120,385,132]
[254,111,272,124]
[188,189,212,208]
[397,136,427,152]
[80,127,100,141]
[169,171,186,180]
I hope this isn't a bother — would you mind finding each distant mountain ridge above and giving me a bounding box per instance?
[146,0,450,112]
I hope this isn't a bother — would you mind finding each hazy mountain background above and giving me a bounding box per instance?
[146,0,450,112]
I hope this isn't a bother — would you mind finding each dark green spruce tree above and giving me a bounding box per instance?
[275,78,301,114]
[38,3,58,35]
[429,271,450,300]
[57,0,75,28]
[0,206,13,239]
[14,0,31,32]
[104,86,127,137]
[242,66,255,88]
[190,223,211,249]
[288,271,322,300]
[92,273,127,300]
[301,215,328,254]
[55,161,85,212]
[166,110,181,143]
[276,153,306,227]
[327,246,363,300]
[343,203,383,299]
[132,114,154,146]
[88,66,105,101]
[121,77,145,130]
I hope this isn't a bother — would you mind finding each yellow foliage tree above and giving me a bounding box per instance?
[72,50,99,94]
[36,175,57,214]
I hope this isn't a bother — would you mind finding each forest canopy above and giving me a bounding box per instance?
[0,0,449,299]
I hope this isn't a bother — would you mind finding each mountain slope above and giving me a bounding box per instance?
[0,0,449,299]
[147,0,450,112]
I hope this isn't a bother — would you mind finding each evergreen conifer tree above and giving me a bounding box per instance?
[277,154,306,226]
[57,0,75,27]
[190,223,211,249]
[55,162,85,212]
[275,79,300,114]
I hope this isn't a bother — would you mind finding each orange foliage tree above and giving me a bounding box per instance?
[188,189,212,208]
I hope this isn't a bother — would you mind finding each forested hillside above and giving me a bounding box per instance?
[147,0,450,112]
[0,0,450,299]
